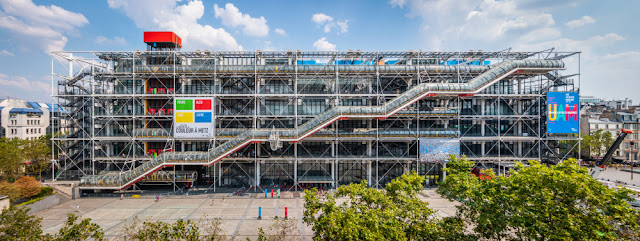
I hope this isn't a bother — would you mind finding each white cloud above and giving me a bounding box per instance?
[313,37,336,51]
[213,3,269,37]
[108,0,242,50]
[390,0,558,49]
[312,13,333,24]
[582,51,640,102]
[94,36,127,45]
[391,0,638,102]
[0,49,15,56]
[311,13,349,34]
[0,0,87,53]
[565,16,595,28]
[0,0,88,30]
[274,28,286,36]
[0,74,51,100]
[336,20,349,33]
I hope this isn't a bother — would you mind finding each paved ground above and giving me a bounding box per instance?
[35,189,458,240]
[596,168,640,191]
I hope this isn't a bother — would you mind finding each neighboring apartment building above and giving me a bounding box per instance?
[616,112,639,161]
[602,98,633,110]
[0,99,64,140]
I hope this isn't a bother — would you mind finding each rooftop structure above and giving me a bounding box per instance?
[50,32,581,191]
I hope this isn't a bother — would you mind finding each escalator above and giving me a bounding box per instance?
[80,59,563,189]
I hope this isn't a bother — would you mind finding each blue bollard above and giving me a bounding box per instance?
[258,207,262,220]
[264,189,267,198]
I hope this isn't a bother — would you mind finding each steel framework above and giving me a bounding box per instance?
[50,49,580,191]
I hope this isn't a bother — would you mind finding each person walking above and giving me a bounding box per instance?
[155,195,159,202]
[75,204,80,212]
[120,194,124,200]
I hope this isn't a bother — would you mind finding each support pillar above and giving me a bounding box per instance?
[256,161,261,187]
[367,161,372,187]
[294,160,298,191]
[332,160,336,188]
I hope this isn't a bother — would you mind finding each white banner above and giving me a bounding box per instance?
[419,138,460,162]
[174,98,214,138]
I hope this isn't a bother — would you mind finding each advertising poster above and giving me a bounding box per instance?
[419,138,460,162]
[547,92,579,134]
[174,98,213,138]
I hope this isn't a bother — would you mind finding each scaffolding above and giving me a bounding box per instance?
[50,49,581,191]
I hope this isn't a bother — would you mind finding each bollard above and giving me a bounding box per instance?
[265,189,267,198]
[258,207,262,220]
[285,207,288,219]
[277,188,280,198]
[271,189,274,198]
[275,207,279,219]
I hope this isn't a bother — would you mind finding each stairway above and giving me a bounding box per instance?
[80,59,564,189]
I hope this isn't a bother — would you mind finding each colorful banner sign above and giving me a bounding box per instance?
[419,138,460,162]
[547,92,579,134]
[174,98,214,138]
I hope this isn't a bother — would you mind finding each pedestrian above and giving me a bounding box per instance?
[76,204,80,212]
[155,195,159,202]
[120,194,124,200]
[211,199,215,206]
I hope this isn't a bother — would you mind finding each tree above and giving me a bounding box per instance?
[44,213,104,241]
[0,206,43,240]
[438,155,640,240]
[119,216,227,240]
[0,181,21,202]
[257,219,300,241]
[0,138,27,181]
[14,176,41,199]
[24,135,52,179]
[582,129,615,158]
[303,171,467,241]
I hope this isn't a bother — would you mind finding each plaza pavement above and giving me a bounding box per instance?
[34,189,458,240]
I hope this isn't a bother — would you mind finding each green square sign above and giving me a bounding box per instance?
[175,99,193,110]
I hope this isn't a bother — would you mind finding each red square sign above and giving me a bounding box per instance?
[194,99,212,110]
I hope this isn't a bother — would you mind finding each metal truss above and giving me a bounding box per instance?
[52,50,580,190]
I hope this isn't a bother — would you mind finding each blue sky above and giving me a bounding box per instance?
[0,0,638,102]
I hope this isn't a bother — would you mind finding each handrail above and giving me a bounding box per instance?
[79,60,564,189]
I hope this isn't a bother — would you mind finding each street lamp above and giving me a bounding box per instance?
[631,141,635,180]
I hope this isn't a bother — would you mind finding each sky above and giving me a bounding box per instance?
[0,0,638,102]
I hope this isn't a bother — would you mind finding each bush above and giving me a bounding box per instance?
[14,176,41,199]
[34,186,54,199]
[0,181,20,202]
[15,196,46,207]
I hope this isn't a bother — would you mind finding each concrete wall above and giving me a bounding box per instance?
[25,193,68,215]
[0,196,9,210]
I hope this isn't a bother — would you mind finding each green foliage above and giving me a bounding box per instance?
[15,196,46,207]
[256,219,300,241]
[0,138,27,181]
[35,186,55,198]
[303,171,467,241]
[13,186,54,207]
[0,206,43,240]
[0,136,52,181]
[438,156,640,240]
[44,213,105,241]
[582,129,615,157]
[120,216,227,240]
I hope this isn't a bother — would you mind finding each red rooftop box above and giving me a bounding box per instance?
[144,31,182,48]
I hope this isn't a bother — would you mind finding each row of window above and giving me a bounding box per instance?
[10,128,42,135]
[9,119,41,126]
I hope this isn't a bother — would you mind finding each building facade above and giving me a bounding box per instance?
[0,99,63,140]
[51,32,580,191]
